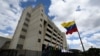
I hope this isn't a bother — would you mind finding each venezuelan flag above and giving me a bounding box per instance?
[61,21,78,34]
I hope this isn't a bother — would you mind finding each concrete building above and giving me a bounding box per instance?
[62,32,67,50]
[9,4,67,52]
[0,36,11,49]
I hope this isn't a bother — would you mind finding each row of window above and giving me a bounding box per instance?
[17,38,41,49]
[48,24,60,36]
[46,27,63,42]
[45,30,63,42]
[38,17,43,43]
[47,24,63,40]
[57,39,62,44]
[44,39,62,47]
[52,41,56,45]
[26,10,43,20]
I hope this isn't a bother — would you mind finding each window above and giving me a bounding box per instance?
[22,28,27,32]
[58,33,60,35]
[52,42,56,44]
[17,44,23,49]
[38,39,41,43]
[60,42,62,44]
[60,39,63,41]
[61,36,63,38]
[25,18,30,22]
[44,20,47,25]
[40,18,42,21]
[27,12,31,17]
[41,9,43,12]
[47,29,52,33]
[53,33,56,37]
[44,39,50,42]
[39,31,41,34]
[40,24,42,27]
[54,29,57,33]
[52,37,56,40]
[24,22,28,27]
[48,24,53,29]
[41,13,43,17]
[57,40,60,43]
[20,35,25,39]
[57,37,60,39]
[46,33,51,38]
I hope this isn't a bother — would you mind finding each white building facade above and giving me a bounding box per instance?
[9,4,67,52]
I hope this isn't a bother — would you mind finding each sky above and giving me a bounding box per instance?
[0,0,100,51]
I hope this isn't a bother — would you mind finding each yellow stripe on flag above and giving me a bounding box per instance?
[61,21,75,28]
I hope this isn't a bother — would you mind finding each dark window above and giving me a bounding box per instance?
[27,12,31,17]
[58,33,60,36]
[57,37,60,39]
[22,28,27,32]
[53,33,56,37]
[17,44,23,49]
[52,37,56,40]
[38,39,41,43]
[39,31,41,34]
[46,33,51,38]
[40,18,42,21]
[41,13,43,17]
[44,39,50,42]
[60,42,62,44]
[41,9,43,12]
[54,29,57,33]
[57,40,60,43]
[52,42,56,44]
[25,18,30,22]
[48,24,53,29]
[20,35,25,39]
[24,22,28,27]
[40,24,42,27]
[61,36,63,38]
[61,39,63,41]
[47,29,52,33]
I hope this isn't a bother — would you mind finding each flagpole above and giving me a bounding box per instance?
[74,21,85,52]
[77,30,85,52]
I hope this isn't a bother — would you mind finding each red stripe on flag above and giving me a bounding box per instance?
[66,27,77,34]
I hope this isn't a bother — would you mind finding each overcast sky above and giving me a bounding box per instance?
[0,0,100,51]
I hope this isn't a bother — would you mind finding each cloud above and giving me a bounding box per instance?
[67,36,99,50]
[0,0,36,37]
[89,0,100,7]
[21,0,37,2]
[21,0,28,2]
[0,0,23,37]
[49,0,100,50]
[87,33,100,41]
